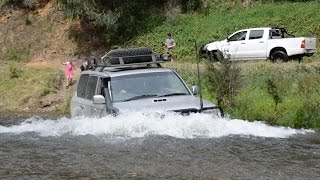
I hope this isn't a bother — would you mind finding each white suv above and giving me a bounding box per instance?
[71,47,223,117]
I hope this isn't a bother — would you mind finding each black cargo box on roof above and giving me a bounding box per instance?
[96,47,171,70]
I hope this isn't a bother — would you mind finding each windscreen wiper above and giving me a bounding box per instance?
[157,92,188,97]
[123,94,158,102]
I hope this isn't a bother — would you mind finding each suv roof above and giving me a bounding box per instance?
[82,66,173,78]
[83,47,172,77]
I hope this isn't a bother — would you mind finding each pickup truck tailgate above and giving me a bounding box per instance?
[305,37,317,50]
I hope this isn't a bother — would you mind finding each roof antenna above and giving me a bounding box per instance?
[194,40,203,110]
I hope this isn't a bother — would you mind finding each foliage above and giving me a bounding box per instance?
[230,62,320,128]
[8,63,23,78]
[42,71,63,96]
[1,0,48,9]
[52,0,168,44]
[266,78,282,109]
[0,65,63,111]
[205,59,241,107]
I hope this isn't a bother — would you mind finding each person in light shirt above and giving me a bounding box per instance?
[164,32,176,60]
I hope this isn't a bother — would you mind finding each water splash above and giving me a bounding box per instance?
[0,112,313,138]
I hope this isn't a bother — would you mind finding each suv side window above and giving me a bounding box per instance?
[249,30,264,40]
[77,74,89,98]
[85,76,98,100]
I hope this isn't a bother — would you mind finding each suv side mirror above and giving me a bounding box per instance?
[93,95,105,104]
[192,85,200,95]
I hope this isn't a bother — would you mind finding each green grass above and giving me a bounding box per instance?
[165,61,320,129]
[0,64,63,112]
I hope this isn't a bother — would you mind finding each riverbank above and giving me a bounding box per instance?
[0,60,82,117]
[165,60,320,129]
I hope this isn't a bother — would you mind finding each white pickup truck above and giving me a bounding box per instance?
[200,27,317,62]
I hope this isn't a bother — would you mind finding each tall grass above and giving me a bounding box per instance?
[0,65,63,112]
[166,61,320,129]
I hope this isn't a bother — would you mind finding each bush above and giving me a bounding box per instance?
[8,63,22,79]
[41,71,63,96]
[205,58,241,108]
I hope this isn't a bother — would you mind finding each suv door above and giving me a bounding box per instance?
[71,74,99,117]
[72,74,89,116]
[91,77,107,117]
[84,75,99,117]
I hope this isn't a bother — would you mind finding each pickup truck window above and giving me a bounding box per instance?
[229,31,247,41]
[249,30,264,40]
[269,29,282,39]
[77,74,89,98]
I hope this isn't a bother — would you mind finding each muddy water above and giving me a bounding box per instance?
[0,113,319,179]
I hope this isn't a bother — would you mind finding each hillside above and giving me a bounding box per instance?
[0,2,81,115]
[0,1,320,128]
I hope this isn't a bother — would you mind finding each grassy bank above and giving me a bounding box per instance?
[0,63,66,114]
[165,61,320,129]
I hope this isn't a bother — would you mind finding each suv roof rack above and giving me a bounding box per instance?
[95,47,171,72]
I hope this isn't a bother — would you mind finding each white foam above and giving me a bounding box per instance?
[0,112,313,138]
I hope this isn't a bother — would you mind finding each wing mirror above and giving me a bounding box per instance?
[192,85,200,95]
[93,95,105,104]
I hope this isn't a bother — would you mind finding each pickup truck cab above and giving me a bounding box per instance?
[200,27,317,62]
[71,47,223,118]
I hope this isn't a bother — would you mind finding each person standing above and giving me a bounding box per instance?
[80,59,88,72]
[61,59,78,87]
[164,32,176,59]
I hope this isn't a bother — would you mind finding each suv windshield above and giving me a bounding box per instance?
[111,72,190,102]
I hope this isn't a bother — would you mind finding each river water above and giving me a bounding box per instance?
[0,112,319,179]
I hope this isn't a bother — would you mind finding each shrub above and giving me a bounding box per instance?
[266,77,282,110]
[8,63,22,79]
[205,59,241,108]
[41,71,63,96]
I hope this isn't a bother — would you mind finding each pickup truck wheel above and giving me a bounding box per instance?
[271,51,288,63]
[214,51,224,62]
[207,51,224,62]
[206,51,214,61]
